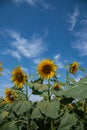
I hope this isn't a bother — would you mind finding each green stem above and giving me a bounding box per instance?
[48,79,51,102]
[27,114,30,130]
[15,120,28,124]
[25,84,30,130]
[66,68,69,77]
[26,84,28,101]
[66,68,71,88]
[47,80,55,130]
[51,119,55,130]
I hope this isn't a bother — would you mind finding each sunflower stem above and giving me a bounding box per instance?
[25,84,30,130]
[66,68,70,89]
[26,84,28,101]
[48,79,51,102]
[51,119,55,130]
[15,120,28,124]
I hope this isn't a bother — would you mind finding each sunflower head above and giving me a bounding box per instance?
[4,88,18,103]
[52,83,62,90]
[11,66,27,89]
[37,59,58,79]
[69,61,79,74]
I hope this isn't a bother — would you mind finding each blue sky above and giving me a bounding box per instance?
[0,0,87,98]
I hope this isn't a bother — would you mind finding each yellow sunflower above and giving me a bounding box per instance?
[11,66,27,89]
[69,61,79,74]
[52,83,62,90]
[37,59,57,79]
[4,88,17,103]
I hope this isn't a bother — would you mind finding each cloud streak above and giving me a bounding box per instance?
[71,28,87,56]
[13,0,52,9]
[81,19,87,24]
[54,53,64,68]
[3,30,46,61]
[67,7,79,31]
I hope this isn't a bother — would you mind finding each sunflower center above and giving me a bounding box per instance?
[42,65,52,74]
[17,73,23,82]
[9,95,15,101]
[72,65,77,71]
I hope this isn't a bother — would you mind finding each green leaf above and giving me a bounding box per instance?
[12,101,32,115]
[58,110,78,130]
[32,89,43,95]
[53,89,65,97]
[38,99,60,119]
[66,77,76,85]
[31,78,43,83]
[60,97,74,105]
[27,82,48,91]
[30,121,39,130]
[31,106,42,119]
[0,121,18,130]
[0,111,9,124]
[79,67,85,72]
[64,76,87,99]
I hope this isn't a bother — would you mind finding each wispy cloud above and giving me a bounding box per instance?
[81,19,87,24]
[3,30,46,61]
[3,50,21,61]
[2,68,10,76]
[13,0,53,10]
[21,66,29,74]
[67,7,79,31]
[54,53,64,68]
[33,58,41,64]
[71,28,87,56]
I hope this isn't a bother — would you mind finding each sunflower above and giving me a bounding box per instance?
[4,88,17,103]
[37,59,57,79]
[69,61,79,74]
[11,66,27,89]
[52,83,62,90]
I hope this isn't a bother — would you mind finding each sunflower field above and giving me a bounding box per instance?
[0,59,87,130]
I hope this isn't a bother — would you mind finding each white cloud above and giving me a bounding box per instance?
[72,41,87,56]
[2,68,10,76]
[3,50,21,61]
[13,0,52,10]
[71,28,87,56]
[54,53,64,68]
[14,0,36,6]
[81,19,87,24]
[33,58,41,64]
[22,66,29,74]
[67,7,79,31]
[3,30,46,61]
[54,53,60,61]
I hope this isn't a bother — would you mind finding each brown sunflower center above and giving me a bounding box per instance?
[17,73,23,82]
[42,64,52,74]
[9,95,15,101]
[54,85,59,90]
[71,65,77,71]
